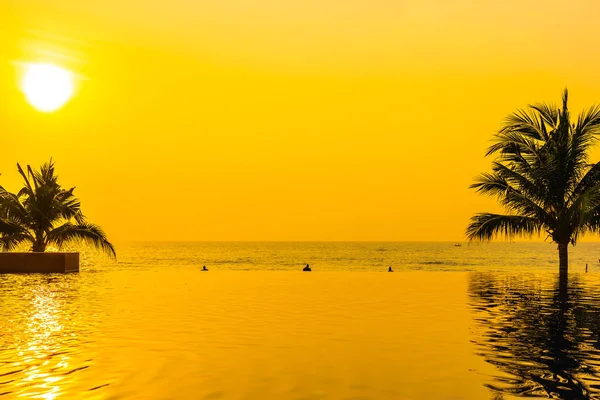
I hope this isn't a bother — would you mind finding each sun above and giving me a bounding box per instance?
[22,63,74,113]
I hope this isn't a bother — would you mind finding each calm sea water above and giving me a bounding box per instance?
[104,241,600,272]
[1,242,600,399]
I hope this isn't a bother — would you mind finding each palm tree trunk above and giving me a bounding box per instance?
[32,233,46,252]
[32,242,46,252]
[558,270,568,305]
[558,242,569,275]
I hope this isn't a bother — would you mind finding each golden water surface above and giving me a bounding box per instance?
[2,269,600,399]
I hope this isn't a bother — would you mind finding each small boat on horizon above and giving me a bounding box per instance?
[454,244,462,247]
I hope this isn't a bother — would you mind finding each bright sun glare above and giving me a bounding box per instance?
[22,63,74,113]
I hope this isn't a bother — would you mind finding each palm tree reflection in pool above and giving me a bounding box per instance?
[468,273,600,399]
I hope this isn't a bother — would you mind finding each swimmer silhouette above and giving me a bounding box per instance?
[202,265,208,271]
[388,267,393,272]
[303,264,311,272]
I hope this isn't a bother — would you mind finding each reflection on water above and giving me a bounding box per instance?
[1,270,493,399]
[0,274,104,399]
[6,265,600,399]
[469,273,600,399]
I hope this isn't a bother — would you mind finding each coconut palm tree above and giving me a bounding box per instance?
[0,160,116,257]
[467,90,600,274]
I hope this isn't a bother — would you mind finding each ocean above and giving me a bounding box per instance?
[104,241,600,272]
[1,242,600,399]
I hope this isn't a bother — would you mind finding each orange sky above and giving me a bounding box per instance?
[1,1,600,242]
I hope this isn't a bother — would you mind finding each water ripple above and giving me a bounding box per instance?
[469,272,600,399]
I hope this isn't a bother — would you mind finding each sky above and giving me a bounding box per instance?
[1,0,600,242]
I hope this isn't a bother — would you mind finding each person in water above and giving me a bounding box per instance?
[202,265,208,271]
[303,264,311,271]
[388,267,393,272]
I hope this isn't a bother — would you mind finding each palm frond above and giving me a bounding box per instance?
[0,217,30,237]
[488,127,543,158]
[529,102,558,134]
[501,109,547,142]
[501,191,553,225]
[0,187,30,228]
[16,163,35,199]
[567,186,600,241]
[0,233,34,251]
[582,206,600,236]
[470,171,547,222]
[569,105,600,181]
[47,222,116,258]
[470,173,509,196]
[491,162,546,199]
[576,104,600,136]
[572,162,600,201]
[27,165,41,190]
[466,213,543,241]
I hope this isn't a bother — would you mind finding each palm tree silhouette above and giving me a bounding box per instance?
[467,90,600,273]
[0,160,115,257]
